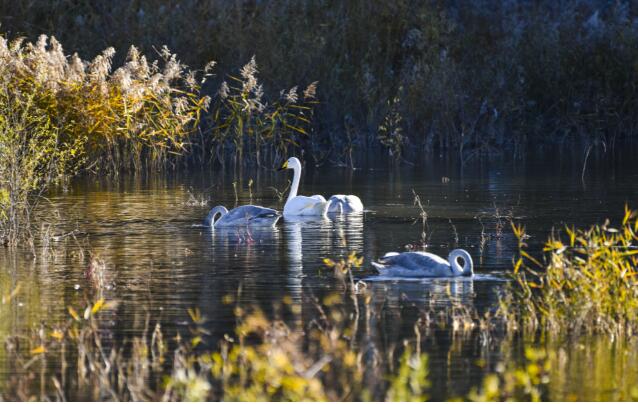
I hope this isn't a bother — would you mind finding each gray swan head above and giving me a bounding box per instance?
[449,249,473,276]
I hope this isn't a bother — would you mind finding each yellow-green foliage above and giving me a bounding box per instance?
[0,87,85,245]
[469,347,551,402]
[507,206,638,335]
[209,309,328,401]
[0,34,211,171]
[385,347,429,401]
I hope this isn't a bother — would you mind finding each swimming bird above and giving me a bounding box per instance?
[204,205,281,228]
[371,249,473,277]
[278,157,329,217]
[327,194,364,214]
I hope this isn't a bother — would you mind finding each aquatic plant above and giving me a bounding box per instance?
[504,206,638,336]
[3,289,432,401]
[377,96,406,161]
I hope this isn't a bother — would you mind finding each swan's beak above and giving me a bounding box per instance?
[277,161,288,171]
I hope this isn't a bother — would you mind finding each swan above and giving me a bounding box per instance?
[278,157,329,217]
[204,205,281,228]
[371,249,473,277]
[327,194,364,214]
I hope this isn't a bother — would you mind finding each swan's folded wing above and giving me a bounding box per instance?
[286,196,327,215]
[379,252,445,270]
[225,205,279,223]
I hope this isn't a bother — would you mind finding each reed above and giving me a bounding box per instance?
[206,57,317,167]
[503,206,638,336]
[0,34,211,173]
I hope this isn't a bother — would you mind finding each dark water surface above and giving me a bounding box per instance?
[1,150,638,400]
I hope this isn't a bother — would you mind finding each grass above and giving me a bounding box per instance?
[0,86,85,246]
[0,32,319,171]
[0,34,211,173]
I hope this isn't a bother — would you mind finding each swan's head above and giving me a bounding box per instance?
[278,157,301,172]
[204,205,229,227]
[449,249,474,276]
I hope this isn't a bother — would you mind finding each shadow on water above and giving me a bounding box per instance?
[1,151,638,399]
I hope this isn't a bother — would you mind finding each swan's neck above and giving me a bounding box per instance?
[287,165,301,203]
[449,249,473,276]
[205,206,229,227]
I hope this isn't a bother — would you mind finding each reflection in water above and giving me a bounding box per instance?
[367,278,476,309]
[282,214,364,327]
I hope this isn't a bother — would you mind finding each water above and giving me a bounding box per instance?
[1,150,638,400]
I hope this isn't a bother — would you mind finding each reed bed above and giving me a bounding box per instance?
[0,34,210,172]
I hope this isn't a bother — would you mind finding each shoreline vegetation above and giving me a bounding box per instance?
[2,209,638,400]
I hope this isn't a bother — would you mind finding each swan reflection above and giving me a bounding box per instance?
[283,214,365,311]
[365,277,475,310]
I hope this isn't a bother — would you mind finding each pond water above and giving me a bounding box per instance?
[1,148,637,400]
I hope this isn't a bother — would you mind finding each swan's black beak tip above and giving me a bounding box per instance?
[277,162,288,171]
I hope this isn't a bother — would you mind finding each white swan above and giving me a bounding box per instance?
[327,194,364,214]
[204,205,281,228]
[278,157,329,217]
[372,249,474,277]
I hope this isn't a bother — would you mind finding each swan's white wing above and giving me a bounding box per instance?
[373,252,452,277]
[284,196,327,216]
[410,251,449,265]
